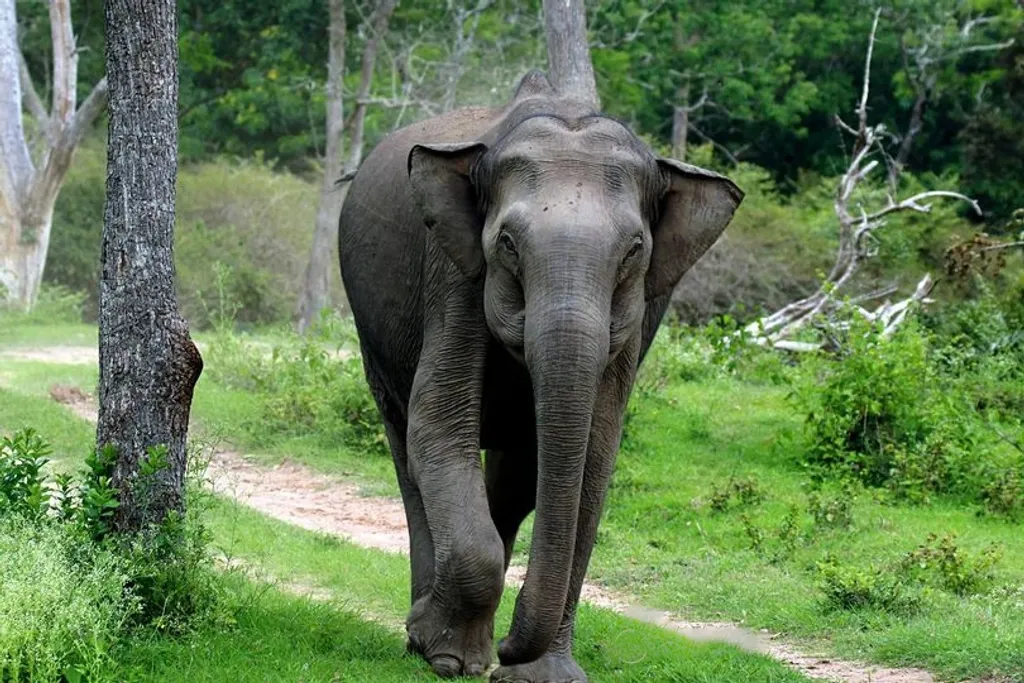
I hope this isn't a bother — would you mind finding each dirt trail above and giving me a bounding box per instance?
[30,370,936,683]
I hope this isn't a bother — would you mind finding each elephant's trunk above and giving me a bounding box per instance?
[502,292,609,663]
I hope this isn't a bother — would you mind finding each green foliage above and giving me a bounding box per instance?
[0,517,133,682]
[0,429,223,680]
[806,484,857,530]
[206,311,387,458]
[816,555,922,613]
[899,532,1002,596]
[706,475,767,512]
[0,285,87,326]
[44,145,321,328]
[980,467,1024,521]
[794,319,968,494]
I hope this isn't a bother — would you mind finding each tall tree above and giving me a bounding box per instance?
[99,0,203,531]
[543,0,599,106]
[0,0,108,309]
[295,0,397,334]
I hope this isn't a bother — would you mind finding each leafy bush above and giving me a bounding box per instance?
[705,475,767,513]
[0,429,223,680]
[806,484,856,530]
[898,533,1002,596]
[791,316,1022,505]
[45,144,329,327]
[980,467,1024,521]
[206,311,387,458]
[0,285,87,327]
[0,517,134,682]
[816,554,921,613]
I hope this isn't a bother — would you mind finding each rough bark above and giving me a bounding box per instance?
[542,0,599,107]
[295,0,397,333]
[0,0,108,309]
[99,0,202,532]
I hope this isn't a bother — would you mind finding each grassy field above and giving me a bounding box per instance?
[2,321,1022,681]
[0,323,810,682]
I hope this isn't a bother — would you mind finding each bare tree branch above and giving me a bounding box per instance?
[17,49,49,127]
[49,0,77,124]
[743,10,983,352]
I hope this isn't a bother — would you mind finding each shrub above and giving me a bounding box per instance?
[899,533,1002,596]
[206,311,387,458]
[790,316,1016,504]
[0,428,223,679]
[980,467,1024,521]
[0,517,134,682]
[44,142,330,327]
[806,484,856,530]
[816,554,921,613]
[706,475,767,513]
[0,285,87,327]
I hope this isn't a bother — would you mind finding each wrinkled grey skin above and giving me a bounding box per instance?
[338,71,742,683]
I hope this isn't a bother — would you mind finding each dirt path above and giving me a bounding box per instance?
[34,375,936,683]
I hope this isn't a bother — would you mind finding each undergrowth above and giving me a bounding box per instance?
[0,429,222,682]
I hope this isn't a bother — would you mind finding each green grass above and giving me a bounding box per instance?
[0,321,96,347]
[3,320,1022,681]
[0,388,95,467]
[0,337,810,682]
[592,379,1024,681]
[184,497,807,683]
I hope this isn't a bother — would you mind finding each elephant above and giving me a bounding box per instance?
[337,70,743,683]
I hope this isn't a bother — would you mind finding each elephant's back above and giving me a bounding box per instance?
[338,106,503,409]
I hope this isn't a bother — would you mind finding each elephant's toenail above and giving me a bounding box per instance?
[431,654,463,678]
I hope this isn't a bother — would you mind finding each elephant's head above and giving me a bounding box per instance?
[407,79,742,661]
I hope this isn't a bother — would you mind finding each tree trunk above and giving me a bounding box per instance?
[0,207,54,307]
[542,0,599,107]
[295,0,397,333]
[295,0,347,334]
[889,87,928,186]
[671,84,690,161]
[0,0,108,310]
[99,0,202,532]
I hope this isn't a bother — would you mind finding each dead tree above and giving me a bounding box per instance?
[295,0,398,334]
[0,0,108,309]
[746,10,982,351]
[99,0,203,531]
[543,0,599,107]
[890,11,1015,185]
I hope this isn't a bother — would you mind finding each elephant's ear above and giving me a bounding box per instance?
[646,158,744,300]
[408,141,488,279]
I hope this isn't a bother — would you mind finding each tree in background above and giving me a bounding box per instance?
[294,0,397,334]
[0,0,107,310]
[99,0,203,531]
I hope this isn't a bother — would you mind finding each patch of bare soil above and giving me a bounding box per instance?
[0,346,98,365]
[44,385,936,683]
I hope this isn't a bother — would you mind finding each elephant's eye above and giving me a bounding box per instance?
[498,231,518,256]
[622,237,643,264]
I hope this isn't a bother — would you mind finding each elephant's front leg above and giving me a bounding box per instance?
[405,304,505,679]
[493,341,638,683]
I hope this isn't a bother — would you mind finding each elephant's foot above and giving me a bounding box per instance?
[406,594,494,678]
[490,652,586,683]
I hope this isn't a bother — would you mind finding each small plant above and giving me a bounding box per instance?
[980,467,1024,521]
[816,554,921,613]
[806,484,856,530]
[899,533,1002,596]
[0,429,52,520]
[708,475,767,512]
[741,505,804,563]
